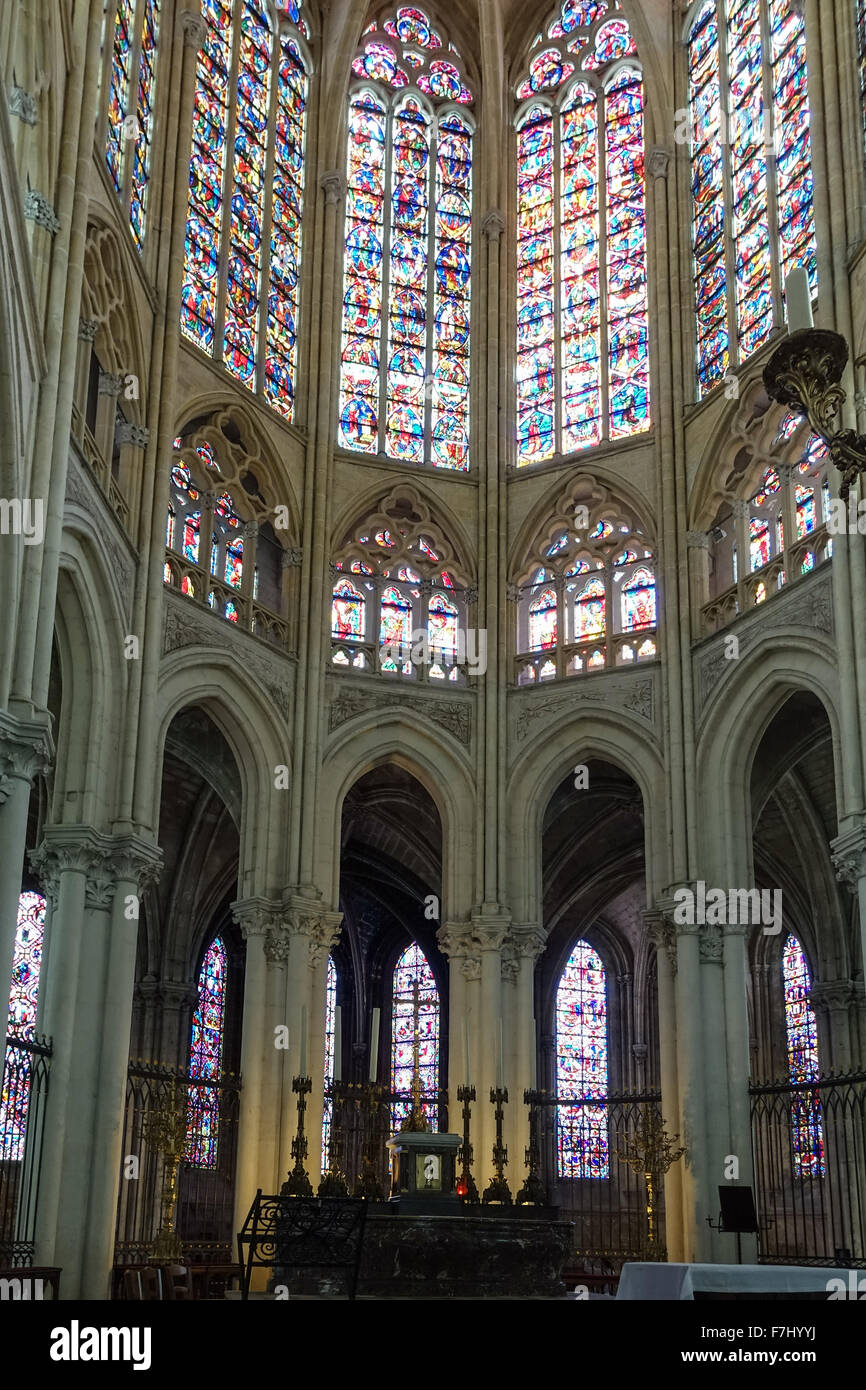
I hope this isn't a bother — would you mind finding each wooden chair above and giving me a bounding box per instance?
[164,1264,193,1300]
[122,1266,163,1300]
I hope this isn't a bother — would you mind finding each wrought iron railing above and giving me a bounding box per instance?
[321,1081,449,1193]
[0,1032,52,1266]
[113,1061,241,1267]
[536,1091,667,1262]
[750,1071,866,1265]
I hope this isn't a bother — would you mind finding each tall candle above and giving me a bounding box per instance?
[464,1017,470,1083]
[531,1018,537,1089]
[785,267,813,334]
[333,1006,342,1082]
[299,1004,307,1076]
[497,1017,504,1089]
[370,1007,380,1082]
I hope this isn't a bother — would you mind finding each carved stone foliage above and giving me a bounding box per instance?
[327,680,472,747]
[163,593,294,718]
[696,573,834,718]
[64,455,136,617]
[511,670,656,746]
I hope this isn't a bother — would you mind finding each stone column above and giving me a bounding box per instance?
[262,922,291,1189]
[810,981,856,1074]
[511,925,545,1187]
[437,921,482,1158]
[231,898,276,1231]
[643,911,684,1262]
[306,910,342,1181]
[472,912,510,1189]
[30,827,161,1298]
[831,820,866,1000]
[0,710,53,1012]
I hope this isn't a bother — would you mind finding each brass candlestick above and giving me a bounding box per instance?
[764,327,866,500]
[456,1084,479,1203]
[482,1087,513,1205]
[282,1075,314,1197]
[616,1109,685,1256]
[143,1076,187,1262]
[517,1088,548,1206]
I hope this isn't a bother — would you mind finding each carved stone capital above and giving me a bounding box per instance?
[98,370,124,397]
[24,190,60,234]
[264,928,292,964]
[460,955,482,981]
[9,86,38,125]
[808,980,855,1015]
[730,499,751,520]
[179,9,207,47]
[482,209,505,242]
[687,530,710,550]
[0,710,54,795]
[500,945,519,985]
[436,920,475,959]
[512,924,546,962]
[506,583,521,604]
[231,897,277,940]
[320,171,345,205]
[642,908,677,973]
[282,546,303,568]
[102,836,162,893]
[114,421,150,448]
[648,147,671,180]
[831,820,866,892]
[29,827,160,907]
[243,520,259,544]
[699,924,724,963]
[470,906,511,953]
[463,585,478,606]
[78,317,99,342]
[308,912,343,969]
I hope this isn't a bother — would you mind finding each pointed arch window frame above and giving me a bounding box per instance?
[180,1,313,422]
[390,941,442,1134]
[554,937,610,1180]
[781,932,825,1180]
[685,0,818,398]
[513,12,652,467]
[337,76,476,471]
[100,0,165,250]
[186,934,229,1170]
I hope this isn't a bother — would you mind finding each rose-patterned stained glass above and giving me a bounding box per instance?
[321,955,337,1170]
[1,894,47,1161]
[391,941,440,1132]
[186,936,227,1168]
[782,934,824,1178]
[105,0,162,248]
[582,18,636,69]
[515,7,649,464]
[339,10,473,470]
[182,1,308,420]
[622,566,656,630]
[529,587,558,650]
[688,0,816,396]
[575,577,605,639]
[550,0,609,36]
[331,580,366,640]
[556,941,608,1179]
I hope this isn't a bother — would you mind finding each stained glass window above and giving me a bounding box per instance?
[104,0,162,248]
[621,566,655,631]
[515,5,650,464]
[379,585,413,672]
[338,9,474,470]
[859,0,866,159]
[1,894,47,1161]
[555,941,608,1179]
[321,956,337,1171]
[576,577,605,639]
[782,934,824,1178]
[391,942,440,1132]
[688,0,817,396]
[332,580,366,640]
[529,586,558,650]
[186,936,227,1168]
[182,1,308,420]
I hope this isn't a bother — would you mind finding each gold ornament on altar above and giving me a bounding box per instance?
[143,1076,188,1262]
[398,977,430,1134]
[615,1110,686,1256]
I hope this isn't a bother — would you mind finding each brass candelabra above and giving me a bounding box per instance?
[282,1075,314,1197]
[143,1076,188,1262]
[615,1109,685,1256]
[764,327,866,501]
[482,1087,513,1205]
[517,1089,548,1206]
[456,1084,479,1203]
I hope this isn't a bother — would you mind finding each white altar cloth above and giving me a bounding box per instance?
[617,1263,847,1300]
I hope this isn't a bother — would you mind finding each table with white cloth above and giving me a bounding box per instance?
[616,1263,848,1300]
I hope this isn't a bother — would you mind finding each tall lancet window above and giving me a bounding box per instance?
[555,940,608,1178]
[687,0,817,396]
[321,955,337,1170]
[391,942,440,1131]
[338,8,475,470]
[182,0,310,420]
[782,934,824,1178]
[1,893,46,1160]
[186,936,228,1168]
[514,1,650,465]
[858,0,866,161]
[104,0,163,247]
